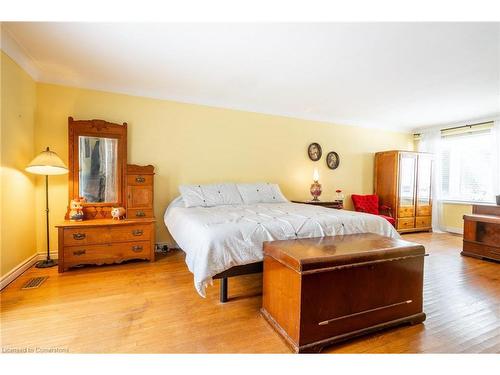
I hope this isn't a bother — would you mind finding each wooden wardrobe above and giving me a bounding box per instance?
[375,150,432,233]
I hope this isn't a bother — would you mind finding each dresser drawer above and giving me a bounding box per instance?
[64,240,151,263]
[397,217,415,230]
[417,206,431,216]
[127,174,153,186]
[64,227,110,246]
[415,216,431,228]
[127,209,154,219]
[63,224,153,246]
[110,224,152,242]
[398,206,415,218]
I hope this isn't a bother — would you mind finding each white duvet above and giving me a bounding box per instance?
[164,198,400,297]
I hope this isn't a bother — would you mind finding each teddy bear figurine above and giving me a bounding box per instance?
[69,198,85,221]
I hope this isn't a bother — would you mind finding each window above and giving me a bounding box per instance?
[440,130,495,202]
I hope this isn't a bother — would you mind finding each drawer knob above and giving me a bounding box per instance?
[73,233,86,240]
[132,229,144,236]
[73,249,86,256]
[135,211,145,217]
[132,245,143,252]
[135,176,146,183]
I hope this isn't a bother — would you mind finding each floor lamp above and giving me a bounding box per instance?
[26,147,68,268]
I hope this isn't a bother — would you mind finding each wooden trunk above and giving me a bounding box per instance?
[261,233,427,353]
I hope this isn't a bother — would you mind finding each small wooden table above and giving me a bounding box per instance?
[261,233,427,353]
[291,200,343,209]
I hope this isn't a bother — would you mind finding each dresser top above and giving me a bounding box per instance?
[472,204,500,216]
[292,200,340,205]
[56,218,155,228]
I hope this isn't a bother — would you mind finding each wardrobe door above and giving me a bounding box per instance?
[416,153,432,226]
[397,153,417,228]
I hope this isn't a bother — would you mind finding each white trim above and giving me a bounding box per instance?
[0,24,40,80]
[0,251,59,291]
[442,226,464,235]
[0,253,39,290]
[440,200,476,206]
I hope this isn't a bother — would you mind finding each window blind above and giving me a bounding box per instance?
[440,129,494,202]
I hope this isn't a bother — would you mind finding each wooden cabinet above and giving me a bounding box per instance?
[126,164,154,219]
[462,204,500,261]
[375,151,432,233]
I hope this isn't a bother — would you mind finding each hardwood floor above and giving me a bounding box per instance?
[1,232,499,353]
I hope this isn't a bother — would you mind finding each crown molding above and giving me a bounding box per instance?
[1,23,40,80]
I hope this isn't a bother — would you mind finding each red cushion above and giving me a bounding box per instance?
[378,214,395,226]
[351,194,379,215]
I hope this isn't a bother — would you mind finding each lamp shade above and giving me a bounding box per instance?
[25,147,68,175]
[313,167,320,182]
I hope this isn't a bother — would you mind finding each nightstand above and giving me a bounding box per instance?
[291,200,343,209]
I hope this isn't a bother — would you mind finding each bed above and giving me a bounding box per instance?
[164,183,400,302]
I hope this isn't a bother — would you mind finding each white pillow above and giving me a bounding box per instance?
[237,183,288,204]
[179,183,243,208]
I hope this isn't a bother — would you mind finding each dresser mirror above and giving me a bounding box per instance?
[78,136,118,203]
[67,117,127,219]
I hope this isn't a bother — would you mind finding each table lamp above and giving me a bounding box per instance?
[310,167,322,201]
[26,147,68,268]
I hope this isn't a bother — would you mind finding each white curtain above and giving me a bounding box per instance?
[418,129,443,232]
[102,138,118,202]
[493,120,500,203]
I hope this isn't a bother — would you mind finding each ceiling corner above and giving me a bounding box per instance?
[1,24,40,81]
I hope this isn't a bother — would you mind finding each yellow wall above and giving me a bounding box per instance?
[440,203,472,232]
[35,82,413,248]
[0,51,37,277]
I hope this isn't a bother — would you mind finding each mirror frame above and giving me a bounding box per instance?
[67,117,127,219]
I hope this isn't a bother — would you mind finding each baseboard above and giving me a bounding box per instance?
[40,250,59,260]
[442,226,463,235]
[0,253,39,290]
[0,251,59,291]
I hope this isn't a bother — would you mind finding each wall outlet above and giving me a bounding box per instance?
[155,243,169,253]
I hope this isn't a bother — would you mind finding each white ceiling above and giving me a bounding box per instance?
[3,22,499,132]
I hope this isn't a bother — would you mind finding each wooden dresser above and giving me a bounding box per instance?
[462,204,500,261]
[57,219,155,272]
[57,117,156,272]
[375,150,433,233]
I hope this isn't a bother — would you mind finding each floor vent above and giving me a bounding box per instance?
[21,276,48,290]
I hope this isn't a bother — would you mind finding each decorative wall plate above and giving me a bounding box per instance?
[326,151,340,169]
[307,143,322,161]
